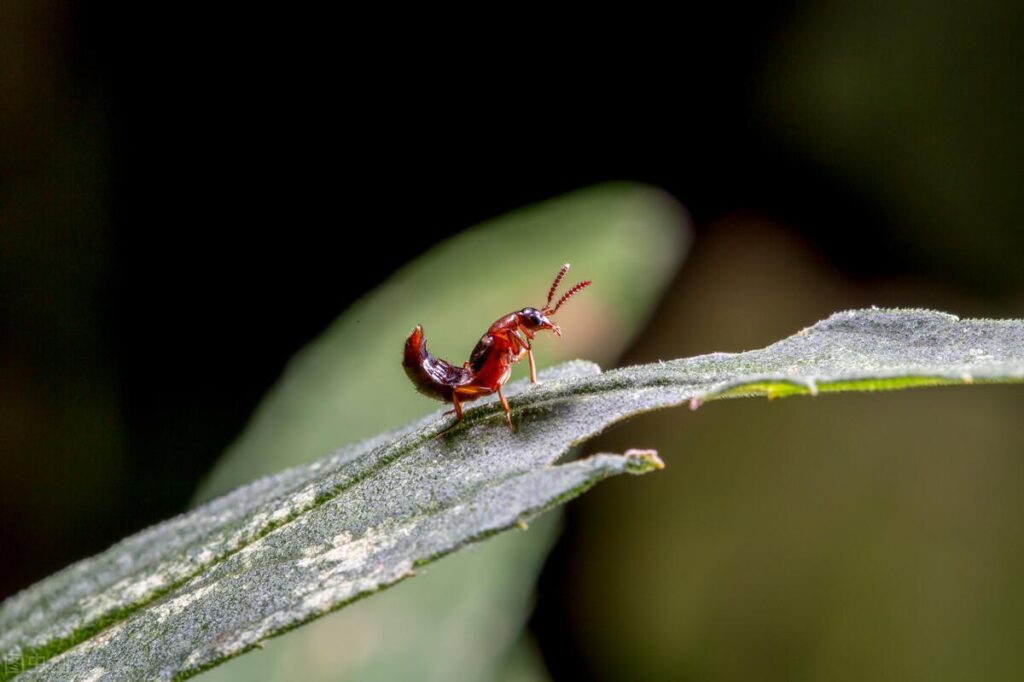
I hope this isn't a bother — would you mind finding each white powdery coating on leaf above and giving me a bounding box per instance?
[295,526,405,572]
[152,584,219,626]
[80,667,106,682]
[298,557,415,617]
[109,572,166,606]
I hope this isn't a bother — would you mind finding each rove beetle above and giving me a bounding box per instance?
[403,263,591,431]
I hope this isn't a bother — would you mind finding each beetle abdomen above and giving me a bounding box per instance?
[403,325,472,402]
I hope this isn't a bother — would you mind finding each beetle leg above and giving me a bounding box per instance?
[440,385,513,434]
[435,393,465,437]
[497,385,514,430]
[513,330,538,384]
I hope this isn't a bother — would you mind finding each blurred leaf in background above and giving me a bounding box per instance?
[196,183,689,681]
[757,0,1024,293]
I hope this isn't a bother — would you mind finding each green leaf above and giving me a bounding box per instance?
[2,308,1023,681]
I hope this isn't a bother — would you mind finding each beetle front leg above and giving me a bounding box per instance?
[513,330,539,384]
[497,385,514,430]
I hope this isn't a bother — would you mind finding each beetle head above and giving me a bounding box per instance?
[518,307,560,338]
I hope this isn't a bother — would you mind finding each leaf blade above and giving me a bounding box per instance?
[2,308,1023,680]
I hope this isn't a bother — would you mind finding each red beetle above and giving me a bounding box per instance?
[403,263,591,430]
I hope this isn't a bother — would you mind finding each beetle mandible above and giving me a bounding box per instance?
[403,263,591,431]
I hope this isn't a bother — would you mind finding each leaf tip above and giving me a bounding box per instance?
[623,449,665,473]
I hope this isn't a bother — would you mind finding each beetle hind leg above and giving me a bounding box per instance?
[434,392,465,437]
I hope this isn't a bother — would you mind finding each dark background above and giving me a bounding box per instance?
[2,2,1022,679]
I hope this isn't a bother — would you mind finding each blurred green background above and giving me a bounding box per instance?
[2,1,1023,680]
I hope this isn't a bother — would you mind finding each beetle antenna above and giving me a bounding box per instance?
[546,263,571,308]
[552,280,591,313]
